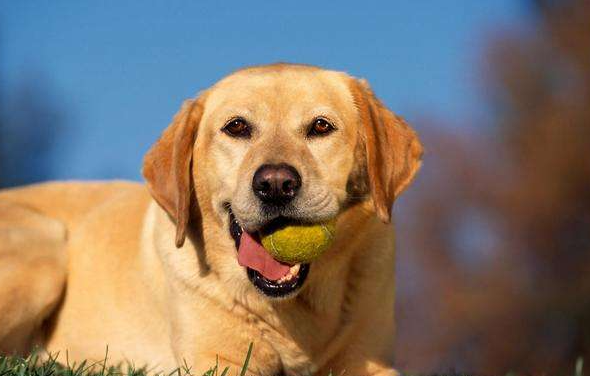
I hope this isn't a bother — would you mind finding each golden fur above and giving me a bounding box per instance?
[0,64,422,376]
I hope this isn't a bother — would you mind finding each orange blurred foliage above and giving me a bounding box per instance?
[395,1,590,374]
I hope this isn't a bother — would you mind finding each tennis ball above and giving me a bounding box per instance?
[260,219,336,264]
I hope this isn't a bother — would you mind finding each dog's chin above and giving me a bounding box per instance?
[228,208,310,299]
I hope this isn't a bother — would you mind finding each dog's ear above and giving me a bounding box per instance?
[349,78,423,223]
[142,96,205,248]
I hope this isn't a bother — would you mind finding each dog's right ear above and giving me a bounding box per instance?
[142,96,205,248]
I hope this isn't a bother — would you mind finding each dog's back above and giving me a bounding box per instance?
[0,181,145,227]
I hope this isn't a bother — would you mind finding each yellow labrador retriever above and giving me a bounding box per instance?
[0,64,422,376]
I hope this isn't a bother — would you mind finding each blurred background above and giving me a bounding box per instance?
[1,1,589,374]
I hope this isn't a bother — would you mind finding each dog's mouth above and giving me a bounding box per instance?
[228,209,310,298]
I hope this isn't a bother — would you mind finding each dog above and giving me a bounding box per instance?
[0,63,423,376]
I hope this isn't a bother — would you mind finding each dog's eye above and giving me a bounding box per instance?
[222,118,251,138]
[307,118,336,137]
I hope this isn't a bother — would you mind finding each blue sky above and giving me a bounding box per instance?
[1,1,529,181]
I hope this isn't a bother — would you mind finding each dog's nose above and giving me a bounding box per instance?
[252,164,301,205]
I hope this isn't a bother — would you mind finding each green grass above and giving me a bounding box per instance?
[0,344,254,376]
[0,348,584,376]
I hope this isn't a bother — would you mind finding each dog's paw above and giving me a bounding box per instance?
[369,369,400,376]
[366,365,400,376]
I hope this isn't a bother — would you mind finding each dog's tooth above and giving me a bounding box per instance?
[276,264,302,284]
[290,264,300,275]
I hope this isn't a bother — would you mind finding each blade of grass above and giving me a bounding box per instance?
[576,357,584,376]
[238,343,253,376]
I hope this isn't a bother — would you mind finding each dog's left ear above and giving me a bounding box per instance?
[142,96,205,248]
[349,78,424,223]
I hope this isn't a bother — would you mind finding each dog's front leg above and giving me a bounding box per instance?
[182,349,288,376]
[317,358,399,376]
[316,306,398,376]
[172,331,284,376]
[184,353,253,376]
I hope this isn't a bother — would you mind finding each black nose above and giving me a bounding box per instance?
[252,163,302,205]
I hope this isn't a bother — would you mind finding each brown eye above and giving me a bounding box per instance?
[308,118,335,137]
[222,118,250,138]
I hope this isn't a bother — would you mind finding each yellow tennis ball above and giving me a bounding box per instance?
[260,220,336,264]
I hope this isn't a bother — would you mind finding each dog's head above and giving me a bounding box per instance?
[143,64,422,299]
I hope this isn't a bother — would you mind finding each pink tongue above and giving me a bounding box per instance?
[238,231,291,281]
